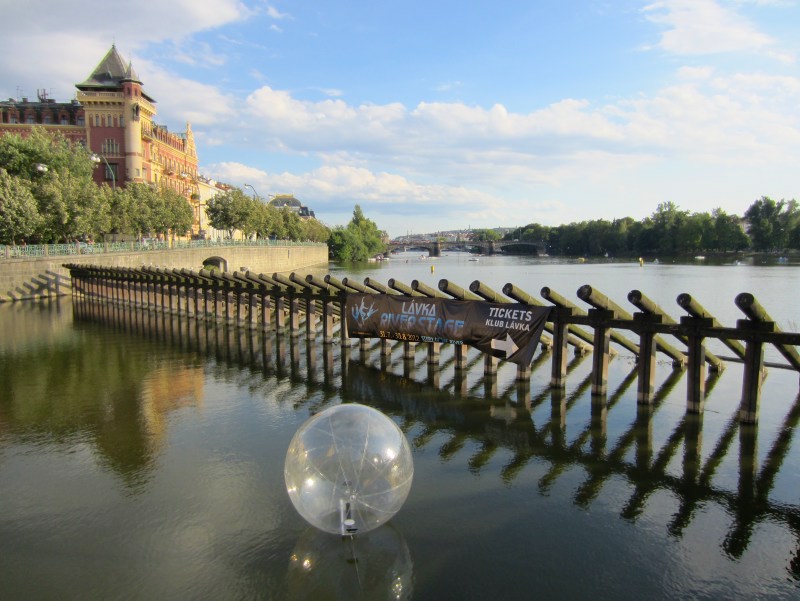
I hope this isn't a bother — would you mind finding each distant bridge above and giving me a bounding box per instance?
[387,239,547,257]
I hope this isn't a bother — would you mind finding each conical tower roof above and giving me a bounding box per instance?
[77,44,141,89]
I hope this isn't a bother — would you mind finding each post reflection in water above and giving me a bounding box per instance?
[2,295,800,599]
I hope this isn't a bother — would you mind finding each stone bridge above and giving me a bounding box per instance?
[0,243,328,302]
[387,239,547,257]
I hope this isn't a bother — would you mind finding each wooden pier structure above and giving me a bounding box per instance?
[64,263,800,425]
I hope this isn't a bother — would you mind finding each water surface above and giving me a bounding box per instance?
[1,255,799,599]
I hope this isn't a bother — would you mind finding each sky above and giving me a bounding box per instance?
[0,0,798,238]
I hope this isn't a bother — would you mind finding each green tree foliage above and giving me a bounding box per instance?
[280,208,304,241]
[471,228,501,242]
[744,196,799,251]
[158,187,194,239]
[300,217,331,243]
[108,186,138,237]
[34,168,102,242]
[511,205,754,258]
[0,128,95,181]
[0,128,101,242]
[0,128,200,244]
[206,188,254,238]
[712,209,749,252]
[0,168,41,244]
[328,205,386,261]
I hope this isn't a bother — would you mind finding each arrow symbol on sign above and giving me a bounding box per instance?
[491,333,518,357]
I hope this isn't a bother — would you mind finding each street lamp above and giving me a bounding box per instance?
[91,154,115,190]
[244,183,260,201]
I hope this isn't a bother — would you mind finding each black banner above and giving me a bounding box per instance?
[345,294,551,367]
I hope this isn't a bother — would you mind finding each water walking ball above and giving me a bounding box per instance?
[284,403,414,536]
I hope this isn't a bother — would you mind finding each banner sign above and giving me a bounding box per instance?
[345,294,551,367]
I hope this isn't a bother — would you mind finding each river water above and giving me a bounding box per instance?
[1,253,799,600]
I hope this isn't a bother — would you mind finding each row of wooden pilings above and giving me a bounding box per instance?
[64,263,800,424]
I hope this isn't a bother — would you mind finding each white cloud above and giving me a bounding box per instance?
[0,0,251,100]
[642,0,793,62]
[191,61,800,233]
[266,5,291,20]
[1,0,797,235]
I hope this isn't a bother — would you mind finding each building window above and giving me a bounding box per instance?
[43,115,52,124]
[60,116,69,125]
[103,163,118,183]
[77,116,84,126]
[26,115,35,124]
[94,115,100,127]
[101,139,120,155]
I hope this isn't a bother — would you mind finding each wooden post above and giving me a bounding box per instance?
[550,307,572,388]
[588,308,615,395]
[305,290,318,339]
[681,316,713,414]
[738,319,771,424]
[266,286,272,332]
[484,353,498,377]
[454,344,467,370]
[428,342,440,366]
[320,291,334,344]
[275,291,286,331]
[634,312,660,404]
[629,289,723,372]
[288,289,301,336]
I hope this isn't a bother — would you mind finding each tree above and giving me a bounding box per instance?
[744,196,798,251]
[675,213,710,254]
[108,186,139,237]
[301,218,331,243]
[0,128,95,181]
[0,128,103,242]
[160,187,194,239]
[281,208,304,241]
[328,205,386,261]
[712,209,749,252]
[33,168,102,242]
[472,228,501,242]
[0,168,41,244]
[206,188,253,239]
[650,202,689,254]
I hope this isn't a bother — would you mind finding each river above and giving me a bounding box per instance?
[1,253,799,599]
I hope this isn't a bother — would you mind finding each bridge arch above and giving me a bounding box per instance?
[203,256,228,272]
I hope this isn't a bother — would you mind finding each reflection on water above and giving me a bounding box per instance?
[1,289,800,598]
[288,525,412,600]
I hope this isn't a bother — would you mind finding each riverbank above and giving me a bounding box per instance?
[0,243,328,302]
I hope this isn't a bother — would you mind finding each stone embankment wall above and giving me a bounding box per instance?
[0,244,328,302]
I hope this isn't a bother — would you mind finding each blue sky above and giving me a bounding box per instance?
[1,0,798,237]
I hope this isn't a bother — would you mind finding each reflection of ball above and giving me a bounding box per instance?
[284,403,414,535]
[288,524,413,600]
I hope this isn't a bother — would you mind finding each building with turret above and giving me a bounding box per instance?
[0,45,204,236]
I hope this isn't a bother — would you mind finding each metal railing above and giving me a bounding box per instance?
[1,238,327,260]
